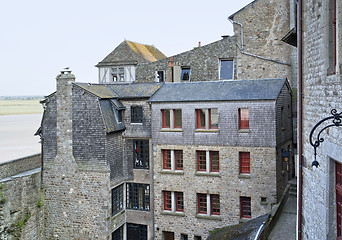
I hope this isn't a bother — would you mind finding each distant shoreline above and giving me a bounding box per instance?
[0,98,44,115]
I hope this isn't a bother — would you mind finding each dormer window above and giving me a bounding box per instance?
[111,67,124,82]
[181,67,191,81]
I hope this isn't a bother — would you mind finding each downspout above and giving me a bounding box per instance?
[297,0,303,239]
[228,19,291,66]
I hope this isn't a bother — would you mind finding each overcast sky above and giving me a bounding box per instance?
[0,0,253,96]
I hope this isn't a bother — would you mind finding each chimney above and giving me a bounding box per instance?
[198,41,201,47]
[166,57,174,82]
[56,68,75,156]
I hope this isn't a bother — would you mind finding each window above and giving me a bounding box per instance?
[181,234,188,240]
[131,106,143,123]
[197,193,220,216]
[238,108,249,130]
[112,184,124,215]
[163,231,174,240]
[134,140,149,169]
[162,149,183,171]
[111,67,124,82]
[181,67,191,81]
[127,223,147,240]
[161,109,182,129]
[126,183,150,211]
[239,152,250,174]
[196,109,218,130]
[156,70,165,82]
[194,236,202,240]
[112,225,123,240]
[220,59,234,80]
[196,150,219,173]
[163,191,184,212]
[240,196,251,218]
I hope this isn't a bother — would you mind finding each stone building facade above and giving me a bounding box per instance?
[299,0,342,239]
[149,79,293,239]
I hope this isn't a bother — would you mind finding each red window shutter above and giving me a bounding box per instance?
[196,109,205,129]
[162,150,171,170]
[240,196,251,218]
[163,191,172,211]
[175,150,183,170]
[210,151,219,172]
[239,108,249,129]
[336,161,342,238]
[210,194,220,215]
[197,151,206,171]
[175,192,184,212]
[197,193,207,214]
[239,152,250,174]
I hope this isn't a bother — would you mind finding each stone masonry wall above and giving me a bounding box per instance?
[301,0,342,239]
[0,154,41,180]
[231,0,294,85]
[136,36,236,82]
[153,144,276,240]
[0,170,43,240]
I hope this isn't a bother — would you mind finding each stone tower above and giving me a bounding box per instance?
[43,70,111,240]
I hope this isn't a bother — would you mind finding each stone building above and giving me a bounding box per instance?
[296,0,342,239]
[149,79,293,239]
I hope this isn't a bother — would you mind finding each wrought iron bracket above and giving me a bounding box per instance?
[309,109,342,167]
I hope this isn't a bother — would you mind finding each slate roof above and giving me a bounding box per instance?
[96,40,166,67]
[148,78,288,103]
[74,82,163,99]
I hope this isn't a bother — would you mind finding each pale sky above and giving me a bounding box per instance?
[0,0,253,96]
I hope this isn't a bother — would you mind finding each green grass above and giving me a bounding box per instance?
[0,99,43,115]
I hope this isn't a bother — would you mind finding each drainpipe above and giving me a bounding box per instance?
[297,0,303,239]
[228,19,291,66]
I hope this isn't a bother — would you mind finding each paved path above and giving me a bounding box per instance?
[268,193,297,240]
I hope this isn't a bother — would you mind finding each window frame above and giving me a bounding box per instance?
[197,193,207,214]
[210,194,220,215]
[181,67,191,81]
[240,196,251,218]
[126,183,150,211]
[111,67,125,82]
[131,106,143,123]
[239,152,251,174]
[219,59,234,80]
[238,108,249,130]
[197,193,220,216]
[112,184,124,216]
[162,149,183,171]
[134,139,149,169]
[163,190,184,213]
[195,109,218,130]
[161,109,182,130]
[196,150,219,173]
[156,70,165,82]
[163,191,172,211]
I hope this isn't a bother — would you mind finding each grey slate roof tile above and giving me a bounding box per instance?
[148,78,287,103]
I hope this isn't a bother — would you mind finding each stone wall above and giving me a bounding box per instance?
[301,0,342,239]
[0,158,43,240]
[0,154,41,180]
[136,36,236,82]
[153,143,277,240]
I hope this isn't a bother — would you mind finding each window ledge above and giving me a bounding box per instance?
[131,122,143,125]
[160,128,183,132]
[195,172,221,177]
[195,214,221,220]
[111,209,125,218]
[160,170,184,175]
[161,211,185,217]
[238,174,251,179]
[239,217,251,223]
[238,129,251,133]
[195,129,219,133]
[261,201,268,205]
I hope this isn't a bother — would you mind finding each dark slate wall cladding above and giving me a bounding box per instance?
[121,100,152,138]
[72,86,107,165]
[151,101,277,147]
[136,36,237,82]
[275,83,293,146]
[42,95,57,162]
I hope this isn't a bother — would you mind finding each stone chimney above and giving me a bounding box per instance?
[56,69,75,157]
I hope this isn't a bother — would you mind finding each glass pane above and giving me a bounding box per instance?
[163,110,170,128]
[210,109,218,129]
[196,109,206,129]
[181,68,191,81]
[220,60,233,80]
[174,109,182,128]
